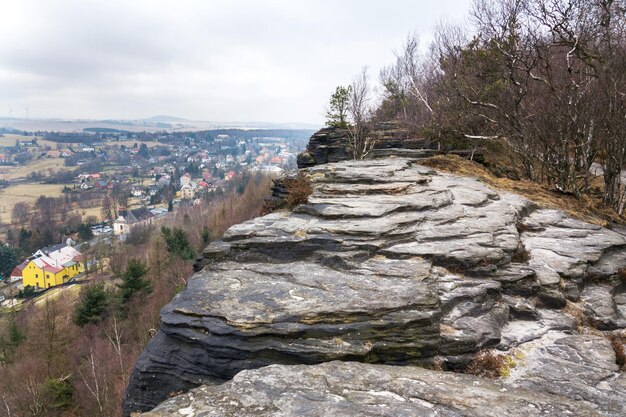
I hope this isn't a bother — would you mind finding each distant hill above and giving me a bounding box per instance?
[143,115,189,123]
[83,127,130,133]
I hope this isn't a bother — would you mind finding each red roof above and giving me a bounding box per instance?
[41,259,63,274]
[10,261,27,277]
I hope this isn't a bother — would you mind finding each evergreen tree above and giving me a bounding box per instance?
[0,243,19,279]
[118,259,151,303]
[161,226,195,260]
[77,223,94,241]
[325,85,351,128]
[73,282,109,326]
[201,226,211,244]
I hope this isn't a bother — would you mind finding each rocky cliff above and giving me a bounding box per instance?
[125,157,626,416]
[296,123,482,168]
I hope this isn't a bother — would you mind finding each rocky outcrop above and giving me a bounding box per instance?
[296,123,483,168]
[139,362,591,416]
[125,157,626,415]
[296,123,437,168]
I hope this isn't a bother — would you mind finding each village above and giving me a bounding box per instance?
[0,128,311,308]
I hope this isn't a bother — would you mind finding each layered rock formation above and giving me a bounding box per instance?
[125,158,626,416]
[143,343,625,417]
[296,123,482,168]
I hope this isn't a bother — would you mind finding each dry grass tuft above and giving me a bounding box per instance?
[420,155,623,226]
[465,350,514,378]
[609,335,626,368]
[285,173,313,208]
[563,301,587,331]
[511,246,531,263]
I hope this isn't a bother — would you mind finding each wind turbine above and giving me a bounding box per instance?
[24,107,29,120]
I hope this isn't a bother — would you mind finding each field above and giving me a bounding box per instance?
[0,157,66,180]
[0,183,66,222]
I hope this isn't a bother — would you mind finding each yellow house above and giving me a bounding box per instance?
[22,244,84,289]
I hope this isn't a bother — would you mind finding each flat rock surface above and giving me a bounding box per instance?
[124,158,626,415]
[140,361,607,417]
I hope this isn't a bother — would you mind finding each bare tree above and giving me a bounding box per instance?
[347,67,375,160]
[10,202,30,225]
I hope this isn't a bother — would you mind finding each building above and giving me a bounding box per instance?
[180,184,194,200]
[9,261,27,283]
[180,173,191,187]
[22,241,84,289]
[113,207,156,238]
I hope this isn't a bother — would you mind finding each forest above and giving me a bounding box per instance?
[0,174,271,416]
[330,0,626,214]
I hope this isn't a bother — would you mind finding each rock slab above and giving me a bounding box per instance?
[124,158,626,415]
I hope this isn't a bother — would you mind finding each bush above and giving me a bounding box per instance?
[465,350,515,378]
[285,173,313,208]
[609,335,625,368]
[17,285,36,299]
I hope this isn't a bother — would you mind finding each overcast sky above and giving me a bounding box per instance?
[0,0,471,125]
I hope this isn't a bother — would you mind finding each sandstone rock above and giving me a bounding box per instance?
[581,284,626,329]
[140,361,605,417]
[507,332,625,417]
[124,157,626,415]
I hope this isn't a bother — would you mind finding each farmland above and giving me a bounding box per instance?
[0,183,66,222]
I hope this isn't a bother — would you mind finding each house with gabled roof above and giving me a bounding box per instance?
[22,241,84,289]
[113,207,156,238]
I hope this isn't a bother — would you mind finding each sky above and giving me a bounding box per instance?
[0,0,471,125]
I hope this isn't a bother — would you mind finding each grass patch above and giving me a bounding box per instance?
[420,155,623,226]
[0,183,66,222]
[465,350,516,378]
[0,158,67,180]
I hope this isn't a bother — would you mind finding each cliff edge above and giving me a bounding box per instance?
[124,157,626,416]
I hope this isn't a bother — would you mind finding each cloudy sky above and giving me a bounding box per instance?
[0,0,471,125]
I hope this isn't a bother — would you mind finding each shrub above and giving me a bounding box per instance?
[285,173,313,208]
[465,350,514,378]
[609,335,625,368]
[511,246,531,263]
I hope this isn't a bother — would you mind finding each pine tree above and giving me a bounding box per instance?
[118,259,151,303]
[0,243,19,279]
[325,85,351,128]
[73,283,110,326]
